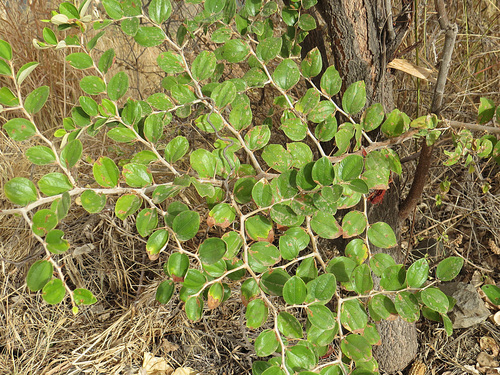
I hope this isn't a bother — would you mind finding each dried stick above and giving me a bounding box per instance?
[399,0,458,221]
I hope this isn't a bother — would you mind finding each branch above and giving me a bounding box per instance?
[446,119,500,134]
[399,0,458,221]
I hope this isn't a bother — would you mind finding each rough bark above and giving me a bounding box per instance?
[313,0,418,372]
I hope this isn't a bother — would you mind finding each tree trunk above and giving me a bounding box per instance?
[310,1,418,372]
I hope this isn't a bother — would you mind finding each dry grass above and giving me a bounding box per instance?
[1,0,500,374]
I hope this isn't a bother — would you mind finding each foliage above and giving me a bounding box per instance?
[1,0,498,373]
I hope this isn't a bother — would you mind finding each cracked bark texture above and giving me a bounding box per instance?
[309,0,418,372]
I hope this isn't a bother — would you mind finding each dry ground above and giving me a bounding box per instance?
[1,0,500,374]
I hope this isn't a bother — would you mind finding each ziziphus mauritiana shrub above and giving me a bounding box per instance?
[2,0,500,373]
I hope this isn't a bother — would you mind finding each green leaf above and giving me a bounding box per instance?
[143,113,165,144]
[0,39,13,60]
[107,71,129,101]
[352,263,373,294]
[45,229,70,254]
[280,117,307,141]
[394,291,420,322]
[342,81,366,115]
[4,177,38,205]
[157,51,185,74]
[136,208,158,237]
[80,76,106,95]
[482,284,500,305]
[211,80,236,108]
[338,154,364,181]
[122,163,152,188]
[50,193,70,223]
[286,345,317,372]
[26,260,53,291]
[246,215,274,242]
[307,304,336,330]
[66,53,93,70]
[272,59,300,90]
[245,126,271,151]
[298,13,316,31]
[42,278,66,304]
[134,26,166,47]
[60,139,82,168]
[192,50,216,81]
[229,94,252,130]
[368,294,396,321]
[279,227,309,261]
[381,108,405,137]
[79,96,98,116]
[59,1,80,18]
[256,37,282,63]
[255,329,279,357]
[246,298,268,329]
[262,144,292,173]
[147,93,174,110]
[73,288,97,305]
[478,97,496,124]
[341,334,372,362]
[367,222,397,248]
[165,252,189,282]
[312,156,334,186]
[278,311,303,339]
[121,17,139,36]
[80,189,106,213]
[361,103,385,131]
[369,253,396,277]
[170,84,197,105]
[156,280,174,304]
[221,39,249,63]
[283,276,307,305]
[252,180,273,207]
[341,299,368,332]
[101,0,123,18]
[93,156,119,188]
[0,87,19,106]
[345,239,368,265]
[165,136,189,163]
[149,0,172,24]
[326,256,356,282]
[314,115,338,142]
[300,48,323,78]
[436,257,464,281]
[380,265,406,291]
[421,287,449,314]
[3,118,37,141]
[311,211,341,239]
[24,86,50,114]
[306,273,336,303]
[190,149,216,178]
[241,278,259,306]
[185,296,203,321]
[261,269,290,295]
[248,242,280,273]
[0,60,11,75]
[173,210,200,241]
[38,173,72,196]
[199,238,226,265]
[114,194,142,220]
[233,177,256,204]
[320,66,342,96]
[16,62,39,86]
[406,258,429,288]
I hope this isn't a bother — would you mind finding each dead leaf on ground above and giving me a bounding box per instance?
[142,352,174,375]
[481,336,500,357]
[172,368,200,375]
